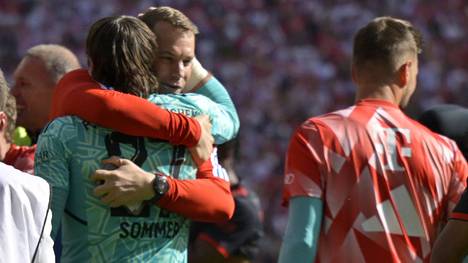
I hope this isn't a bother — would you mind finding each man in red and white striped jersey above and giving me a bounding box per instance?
[278,16,467,263]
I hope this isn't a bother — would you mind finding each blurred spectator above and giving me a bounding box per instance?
[11,44,80,143]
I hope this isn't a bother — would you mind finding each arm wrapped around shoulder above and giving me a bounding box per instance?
[184,57,211,92]
[156,157,234,222]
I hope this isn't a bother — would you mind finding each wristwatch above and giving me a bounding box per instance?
[150,173,169,202]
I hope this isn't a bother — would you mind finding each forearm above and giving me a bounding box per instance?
[194,77,240,142]
[180,58,239,144]
[60,89,200,146]
[278,196,323,263]
[107,95,199,144]
[156,177,234,222]
[51,70,201,147]
[155,155,233,222]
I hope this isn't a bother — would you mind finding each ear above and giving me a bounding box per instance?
[0,112,7,131]
[397,61,412,87]
[351,64,358,84]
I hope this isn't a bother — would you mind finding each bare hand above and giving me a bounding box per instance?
[90,156,156,207]
[190,115,214,166]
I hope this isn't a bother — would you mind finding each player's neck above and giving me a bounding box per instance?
[355,84,401,106]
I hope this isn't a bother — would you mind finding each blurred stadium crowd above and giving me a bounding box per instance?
[1,0,466,261]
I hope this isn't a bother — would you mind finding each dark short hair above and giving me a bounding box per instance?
[353,17,422,76]
[138,6,199,35]
[86,15,158,97]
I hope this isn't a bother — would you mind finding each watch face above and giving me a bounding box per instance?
[154,175,169,195]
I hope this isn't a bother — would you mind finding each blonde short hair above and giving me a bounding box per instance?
[26,44,80,83]
[352,16,423,78]
[138,6,199,35]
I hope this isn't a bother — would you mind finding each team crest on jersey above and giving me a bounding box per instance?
[284,173,295,184]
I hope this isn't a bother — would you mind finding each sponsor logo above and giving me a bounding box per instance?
[169,108,201,117]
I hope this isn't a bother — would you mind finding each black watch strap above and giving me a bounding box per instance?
[150,173,169,203]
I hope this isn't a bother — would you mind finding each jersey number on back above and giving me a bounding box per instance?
[105,132,149,217]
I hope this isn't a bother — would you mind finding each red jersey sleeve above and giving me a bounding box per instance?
[3,144,36,175]
[156,155,234,222]
[282,121,324,206]
[50,69,200,147]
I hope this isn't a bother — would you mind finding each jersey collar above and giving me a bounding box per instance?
[356,98,400,110]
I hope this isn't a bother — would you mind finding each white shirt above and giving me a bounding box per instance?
[0,162,54,262]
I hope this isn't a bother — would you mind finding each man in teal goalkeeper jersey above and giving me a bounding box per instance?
[35,15,236,262]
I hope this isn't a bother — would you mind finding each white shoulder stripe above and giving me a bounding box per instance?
[210,147,230,182]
